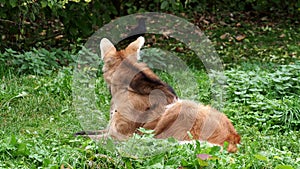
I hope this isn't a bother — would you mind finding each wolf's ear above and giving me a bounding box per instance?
[100,38,116,60]
[125,36,145,61]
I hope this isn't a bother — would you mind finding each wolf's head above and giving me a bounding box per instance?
[100,36,177,106]
[100,36,144,61]
[99,37,145,85]
[100,37,144,69]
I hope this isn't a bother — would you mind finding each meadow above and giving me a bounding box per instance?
[0,14,299,168]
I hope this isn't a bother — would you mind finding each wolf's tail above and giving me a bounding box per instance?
[73,129,107,137]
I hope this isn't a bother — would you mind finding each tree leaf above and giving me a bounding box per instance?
[40,0,48,8]
[9,0,17,8]
[160,1,168,10]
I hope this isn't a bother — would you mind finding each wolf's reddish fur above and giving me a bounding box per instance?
[100,37,177,140]
[154,100,240,152]
[77,37,241,153]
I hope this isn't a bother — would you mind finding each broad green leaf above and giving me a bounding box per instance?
[223,141,229,150]
[167,137,176,143]
[160,1,168,9]
[254,154,268,161]
[181,159,189,166]
[198,159,209,166]
[210,145,221,153]
[29,12,36,21]
[17,143,29,156]
[10,135,17,146]
[40,0,48,8]
[9,0,17,7]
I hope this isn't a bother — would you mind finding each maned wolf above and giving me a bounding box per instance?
[76,37,240,153]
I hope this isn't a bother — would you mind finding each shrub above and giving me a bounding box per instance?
[0,48,75,75]
[1,0,298,51]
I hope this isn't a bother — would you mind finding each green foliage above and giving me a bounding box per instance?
[0,0,116,51]
[1,0,299,51]
[0,133,96,168]
[37,67,73,100]
[225,62,300,131]
[159,0,184,13]
[0,48,75,75]
[226,63,300,100]
[1,48,299,168]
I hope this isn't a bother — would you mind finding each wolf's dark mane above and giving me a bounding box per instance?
[121,58,177,98]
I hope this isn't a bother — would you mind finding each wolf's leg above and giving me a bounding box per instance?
[154,102,181,138]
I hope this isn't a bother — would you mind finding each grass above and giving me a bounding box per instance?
[0,13,299,168]
[1,63,299,168]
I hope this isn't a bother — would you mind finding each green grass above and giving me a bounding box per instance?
[1,14,299,168]
[1,62,299,168]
